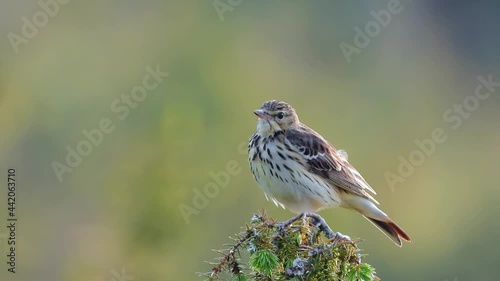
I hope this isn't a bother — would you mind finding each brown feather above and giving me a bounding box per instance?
[285,124,377,202]
[365,217,412,247]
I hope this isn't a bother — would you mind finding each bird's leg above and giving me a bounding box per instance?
[277,213,353,244]
[277,213,305,230]
[279,212,318,228]
[304,213,353,244]
[301,212,308,226]
[309,220,323,244]
[303,212,336,239]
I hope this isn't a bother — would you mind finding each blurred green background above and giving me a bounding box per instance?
[1,1,499,281]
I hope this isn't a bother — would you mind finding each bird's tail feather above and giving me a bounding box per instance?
[342,193,412,246]
[363,216,412,247]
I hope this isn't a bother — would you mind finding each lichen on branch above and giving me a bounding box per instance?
[202,210,379,281]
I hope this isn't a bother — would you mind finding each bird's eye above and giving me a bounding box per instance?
[277,112,285,119]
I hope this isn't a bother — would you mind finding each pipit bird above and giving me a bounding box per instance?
[248,100,411,246]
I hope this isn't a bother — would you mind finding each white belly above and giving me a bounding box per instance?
[249,141,341,213]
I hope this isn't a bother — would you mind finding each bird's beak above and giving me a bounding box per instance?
[254,109,272,120]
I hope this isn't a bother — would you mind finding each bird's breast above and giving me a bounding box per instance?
[248,138,341,213]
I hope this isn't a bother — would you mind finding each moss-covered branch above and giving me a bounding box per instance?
[201,210,379,281]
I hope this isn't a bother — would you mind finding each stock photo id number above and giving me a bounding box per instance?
[6,168,17,274]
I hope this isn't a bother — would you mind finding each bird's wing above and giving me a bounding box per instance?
[285,125,378,203]
[284,126,342,172]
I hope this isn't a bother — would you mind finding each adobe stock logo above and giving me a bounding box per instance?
[385,74,499,191]
[109,268,135,281]
[7,0,71,54]
[51,65,169,182]
[179,141,247,224]
[213,0,245,21]
[339,0,410,63]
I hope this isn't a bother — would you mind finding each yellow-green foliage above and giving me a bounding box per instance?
[204,211,378,281]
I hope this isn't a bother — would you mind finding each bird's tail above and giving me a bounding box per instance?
[363,216,412,247]
[342,194,412,246]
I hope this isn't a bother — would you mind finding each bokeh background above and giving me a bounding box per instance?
[1,1,499,281]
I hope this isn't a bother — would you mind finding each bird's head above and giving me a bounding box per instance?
[254,100,299,134]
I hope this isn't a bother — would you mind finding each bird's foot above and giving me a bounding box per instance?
[277,212,344,239]
[276,212,307,231]
[301,212,308,226]
[297,213,355,245]
[304,212,337,239]
[330,232,354,245]
[277,213,354,244]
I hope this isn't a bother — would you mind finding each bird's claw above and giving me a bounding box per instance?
[276,222,287,232]
[331,232,354,245]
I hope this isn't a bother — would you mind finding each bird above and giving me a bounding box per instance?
[248,100,411,246]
